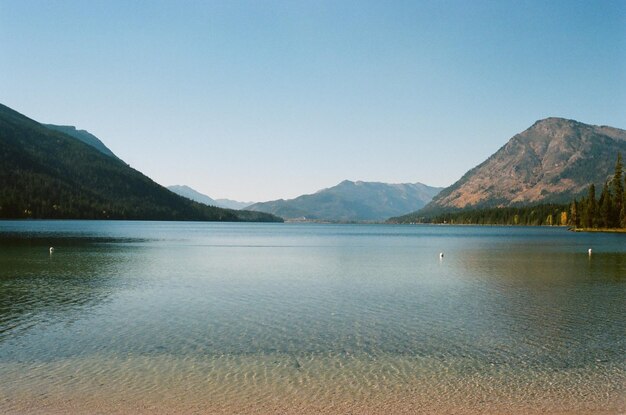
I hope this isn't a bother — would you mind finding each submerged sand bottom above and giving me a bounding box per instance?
[1,354,624,414]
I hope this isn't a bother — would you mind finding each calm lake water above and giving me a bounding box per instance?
[0,221,624,413]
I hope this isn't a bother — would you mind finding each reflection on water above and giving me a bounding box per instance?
[455,249,625,370]
[0,221,624,412]
[0,234,146,344]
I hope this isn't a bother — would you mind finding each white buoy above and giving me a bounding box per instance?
[439,252,444,259]
[588,248,592,256]
[49,247,54,254]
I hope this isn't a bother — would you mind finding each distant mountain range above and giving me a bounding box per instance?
[167,185,252,210]
[5,103,622,225]
[393,117,626,222]
[247,180,443,222]
[0,103,281,222]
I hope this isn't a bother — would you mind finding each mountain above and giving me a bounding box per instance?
[401,117,626,220]
[247,180,443,222]
[214,198,253,210]
[167,185,252,210]
[0,103,281,222]
[168,185,218,206]
[44,124,121,160]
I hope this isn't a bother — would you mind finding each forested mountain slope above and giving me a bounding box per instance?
[0,103,280,222]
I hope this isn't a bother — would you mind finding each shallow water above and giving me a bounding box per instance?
[0,221,624,413]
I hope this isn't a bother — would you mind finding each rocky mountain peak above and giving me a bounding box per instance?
[418,118,626,215]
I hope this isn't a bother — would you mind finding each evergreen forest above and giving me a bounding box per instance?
[570,153,625,230]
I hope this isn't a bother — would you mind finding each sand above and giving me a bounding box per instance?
[2,355,623,414]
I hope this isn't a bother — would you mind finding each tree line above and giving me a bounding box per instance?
[570,153,625,229]
[394,153,625,229]
[417,204,571,226]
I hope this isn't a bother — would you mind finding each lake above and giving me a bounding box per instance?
[0,221,624,414]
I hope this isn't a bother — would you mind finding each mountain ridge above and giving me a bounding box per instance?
[248,180,443,222]
[44,124,121,161]
[407,117,626,218]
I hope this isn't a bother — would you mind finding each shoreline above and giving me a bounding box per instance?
[571,227,626,233]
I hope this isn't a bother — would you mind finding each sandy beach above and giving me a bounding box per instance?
[4,393,623,415]
[2,357,623,415]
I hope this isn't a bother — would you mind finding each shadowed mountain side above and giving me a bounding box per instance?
[0,103,281,222]
[411,117,626,219]
[247,180,442,222]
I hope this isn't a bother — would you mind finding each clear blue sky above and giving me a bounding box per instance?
[1,0,624,201]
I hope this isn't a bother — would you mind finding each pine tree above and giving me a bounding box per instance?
[621,172,626,228]
[611,153,623,227]
[569,200,579,227]
[598,181,612,228]
[586,184,596,228]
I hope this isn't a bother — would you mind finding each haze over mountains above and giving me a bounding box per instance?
[0,103,280,222]
[167,185,252,210]
[406,117,626,219]
[247,181,443,222]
